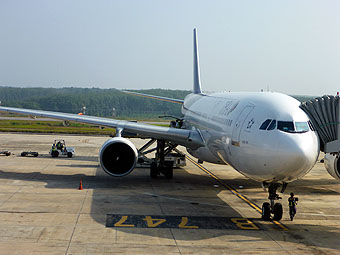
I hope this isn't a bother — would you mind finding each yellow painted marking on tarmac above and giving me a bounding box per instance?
[185,155,288,231]
[124,92,183,104]
[186,156,262,212]
[114,216,135,227]
[178,217,199,229]
[272,220,288,231]
[231,218,259,230]
[143,216,166,228]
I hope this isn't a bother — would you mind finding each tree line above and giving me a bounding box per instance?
[0,87,190,119]
[0,87,315,119]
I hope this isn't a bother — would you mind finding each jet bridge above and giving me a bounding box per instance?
[300,95,340,153]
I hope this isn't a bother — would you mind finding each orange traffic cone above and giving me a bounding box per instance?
[78,179,83,190]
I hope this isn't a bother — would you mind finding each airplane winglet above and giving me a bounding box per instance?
[193,28,202,94]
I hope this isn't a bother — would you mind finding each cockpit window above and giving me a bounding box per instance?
[267,120,276,130]
[295,122,309,132]
[260,119,310,133]
[278,121,294,132]
[277,121,310,133]
[260,119,272,130]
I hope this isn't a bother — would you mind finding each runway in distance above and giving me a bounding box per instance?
[0,28,330,221]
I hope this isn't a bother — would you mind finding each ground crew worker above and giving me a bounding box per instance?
[176,120,180,128]
[51,145,57,156]
[56,141,62,150]
[288,192,298,221]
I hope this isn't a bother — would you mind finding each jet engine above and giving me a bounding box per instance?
[324,153,340,180]
[99,137,138,177]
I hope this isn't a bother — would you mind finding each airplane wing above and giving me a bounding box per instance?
[122,91,184,104]
[0,106,203,149]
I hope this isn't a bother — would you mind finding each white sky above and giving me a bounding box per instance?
[0,0,339,96]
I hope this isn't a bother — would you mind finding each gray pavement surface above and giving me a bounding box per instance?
[0,133,340,254]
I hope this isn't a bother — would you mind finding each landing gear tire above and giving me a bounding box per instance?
[150,162,158,179]
[161,161,174,179]
[262,202,271,221]
[262,182,286,221]
[273,203,283,221]
[67,152,72,158]
[163,166,173,179]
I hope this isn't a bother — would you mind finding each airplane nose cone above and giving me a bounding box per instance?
[276,133,319,180]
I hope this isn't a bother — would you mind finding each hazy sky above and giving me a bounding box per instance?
[0,0,339,96]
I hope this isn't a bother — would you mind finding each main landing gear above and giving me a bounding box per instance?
[138,139,178,179]
[261,182,287,221]
[150,140,177,179]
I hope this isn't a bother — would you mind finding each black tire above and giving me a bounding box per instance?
[273,203,283,221]
[21,152,26,157]
[163,166,174,179]
[150,162,158,178]
[262,202,271,221]
[33,153,38,157]
[5,152,11,156]
[51,151,59,158]
[67,152,72,158]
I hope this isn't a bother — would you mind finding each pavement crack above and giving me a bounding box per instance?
[150,182,182,254]
[0,186,23,208]
[64,190,88,255]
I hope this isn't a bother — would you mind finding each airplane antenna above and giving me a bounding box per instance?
[193,28,202,94]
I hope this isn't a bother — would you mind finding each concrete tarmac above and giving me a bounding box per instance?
[0,133,340,254]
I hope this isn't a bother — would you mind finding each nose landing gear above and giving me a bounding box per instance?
[261,182,286,221]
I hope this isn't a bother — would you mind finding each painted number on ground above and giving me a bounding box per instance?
[106,214,262,230]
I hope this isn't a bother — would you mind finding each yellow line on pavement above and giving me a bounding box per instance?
[185,155,288,231]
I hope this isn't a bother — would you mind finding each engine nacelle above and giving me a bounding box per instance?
[324,153,340,180]
[99,137,138,177]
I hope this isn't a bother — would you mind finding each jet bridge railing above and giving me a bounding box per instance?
[300,95,340,153]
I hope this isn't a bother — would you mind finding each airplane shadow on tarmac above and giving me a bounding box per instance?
[89,166,340,251]
[1,160,340,250]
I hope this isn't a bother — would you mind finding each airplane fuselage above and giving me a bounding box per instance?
[183,91,320,183]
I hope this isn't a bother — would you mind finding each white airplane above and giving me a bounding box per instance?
[1,29,337,221]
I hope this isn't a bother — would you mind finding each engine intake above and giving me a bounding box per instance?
[324,153,340,180]
[99,137,138,177]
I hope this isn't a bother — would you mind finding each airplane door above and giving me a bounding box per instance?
[231,106,254,146]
